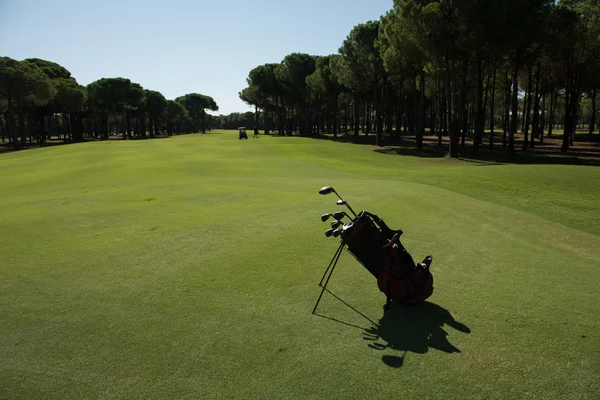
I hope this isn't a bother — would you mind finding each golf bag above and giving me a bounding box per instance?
[314,187,434,313]
[344,212,434,306]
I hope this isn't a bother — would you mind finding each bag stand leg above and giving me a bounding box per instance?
[318,242,345,287]
[312,242,345,314]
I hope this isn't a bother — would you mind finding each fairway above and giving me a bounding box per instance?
[1,131,599,399]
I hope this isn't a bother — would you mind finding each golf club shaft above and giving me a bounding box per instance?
[333,190,358,217]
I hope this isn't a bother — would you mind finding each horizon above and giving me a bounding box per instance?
[0,0,392,115]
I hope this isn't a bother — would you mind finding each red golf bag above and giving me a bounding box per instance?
[343,211,434,307]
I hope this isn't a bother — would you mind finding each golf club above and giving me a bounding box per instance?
[318,186,358,217]
[325,229,334,237]
[342,221,354,231]
[334,211,350,221]
[331,220,342,229]
[332,228,342,238]
[321,213,333,222]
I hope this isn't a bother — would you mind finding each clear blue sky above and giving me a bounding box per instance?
[0,0,392,115]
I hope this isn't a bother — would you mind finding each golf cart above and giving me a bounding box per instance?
[238,127,248,140]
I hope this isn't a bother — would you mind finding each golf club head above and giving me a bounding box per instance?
[325,229,334,237]
[342,222,354,231]
[332,229,341,238]
[321,213,332,222]
[333,211,347,221]
[319,186,335,195]
[336,199,347,206]
[331,220,342,229]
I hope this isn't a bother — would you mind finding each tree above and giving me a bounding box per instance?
[54,78,86,142]
[276,53,316,136]
[239,86,262,135]
[306,55,341,137]
[176,93,218,133]
[0,57,53,147]
[243,64,279,136]
[166,100,186,136]
[145,90,167,138]
[87,78,137,140]
[380,9,427,148]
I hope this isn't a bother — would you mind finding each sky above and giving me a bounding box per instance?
[0,0,393,115]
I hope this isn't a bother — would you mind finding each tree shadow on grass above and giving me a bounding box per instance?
[363,301,471,368]
[375,143,600,166]
[375,146,447,159]
[312,132,600,166]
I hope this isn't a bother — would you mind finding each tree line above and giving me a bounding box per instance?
[0,57,218,149]
[239,0,600,157]
[210,112,257,130]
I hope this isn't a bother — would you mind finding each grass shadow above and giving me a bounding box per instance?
[363,301,471,368]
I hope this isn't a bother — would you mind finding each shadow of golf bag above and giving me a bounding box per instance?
[314,191,434,313]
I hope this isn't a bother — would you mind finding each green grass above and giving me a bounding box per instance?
[1,131,599,399]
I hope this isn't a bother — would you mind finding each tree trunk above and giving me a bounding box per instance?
[447,53,460,158]
[521,80,529,133]
[0,113,5,143]
[126,110,132,139]
[344,102,349,134]
[503,68,511,147]
[431,90,437,138]
[140,115,146,139]
[353,95,359,136]
[393,101,399,138]
[148,115,155,138]
[387,95,394,139]
[265,110,270,135]
[548,90,557,137]
[376,81,383,146]
[418,69,425,149]
[529,63,541,149]
[588,90,596,136]
[18,111,26,146]
[63,113,70,142]
[460,54,468,148]
[562,56,572,153]
[571,87,581,145]
[412,74,419,147]
[71,114,81,143]
[509,54,519,155]
[489,65,497,151]
[440,78,446,147]
[364,100,370,135]
[474,53,484,152]
[523,63,534,150]
[104,111,110,140]
[6,99,18,148]
[254,105,260,137]
[333,92,338,138]
[540,89,547,144]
